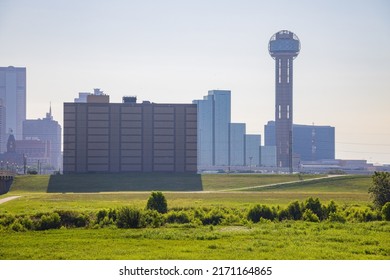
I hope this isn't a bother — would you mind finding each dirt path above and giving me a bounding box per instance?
[0,196,21,205]
[216,175,345,192]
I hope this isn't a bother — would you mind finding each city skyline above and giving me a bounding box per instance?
[1,0,389,164]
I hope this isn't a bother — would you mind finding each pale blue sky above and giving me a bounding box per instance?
[1,0,389,163]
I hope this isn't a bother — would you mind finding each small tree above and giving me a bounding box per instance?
[146,191,168,214]
[287,201,302,220]
[247,204,275,222]
[304,197,324,220]
[302,209,320,223]
[116,207,141,228]
[369,172,390,208]
[382,202,390,221]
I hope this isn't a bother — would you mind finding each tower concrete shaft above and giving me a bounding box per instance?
[268,30,300,171]
[275,55,293,169]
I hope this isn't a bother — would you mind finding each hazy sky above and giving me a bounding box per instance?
[1,0,389,164]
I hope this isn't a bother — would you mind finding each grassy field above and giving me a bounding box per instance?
[1,222,389,260]
[1,173,389,260]
[0,174,371,215]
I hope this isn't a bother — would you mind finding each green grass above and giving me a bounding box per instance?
[1,221,389,260]
[201,173,324,191]
[251,175,372,193]
[1,174,372,215]
[7,173,326,194]
[1,173,386,260]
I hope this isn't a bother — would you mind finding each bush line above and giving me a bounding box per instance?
[1,197,389,232]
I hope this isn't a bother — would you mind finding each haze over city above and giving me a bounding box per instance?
[1,0,389,164]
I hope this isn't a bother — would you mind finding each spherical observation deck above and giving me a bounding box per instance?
[269,30,300,59]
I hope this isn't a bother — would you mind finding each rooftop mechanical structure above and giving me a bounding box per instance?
[269,30,300,171]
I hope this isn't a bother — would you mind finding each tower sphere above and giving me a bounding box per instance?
[269,30,300,59]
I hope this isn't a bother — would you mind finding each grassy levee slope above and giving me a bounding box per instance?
[9,173,203,193]
[8,173,324,194]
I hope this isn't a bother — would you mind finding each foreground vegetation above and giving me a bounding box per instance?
[0,173,389,260]
[1,196,387,232]
[1,221,389,260]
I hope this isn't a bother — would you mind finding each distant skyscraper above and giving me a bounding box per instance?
[23,106,62,170]
[261,146,277,167]
[293,124,335,161]
[245,134,261,167]
[0,66,27,147]
[212,90,231,166]
[268,31,300,170]
[193,90,231,169]
[0,100,6,153]
[193,97,213,168]
[264,121,335,162]
[230,123,245,166]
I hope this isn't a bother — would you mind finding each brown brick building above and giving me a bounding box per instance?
[63,97,197,173]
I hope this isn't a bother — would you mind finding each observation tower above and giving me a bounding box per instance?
[269,30,300,171]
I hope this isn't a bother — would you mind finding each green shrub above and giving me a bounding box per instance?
[326,200,337,214]
[108,208,117,221]
[368,171,390,208]
[74,213,89,227]
[193,208,205,220]
[96,209,108,223]
[202,209,225,225]
[10,220,26,232]
[247,205,275,223]
[19,216,34,230]
[99,216,115,228]
[0,214,15,227]
[141,210,165,228]
[278,208,290,221]
[166,211,191,224]
[363,209,381,222]
[382,202,390,221]
[54,210,89,228]
[146,191,168,214]
[302,209,320,222]
[328,212,346,223]
[116,207,141,228]
[38,213,61,230]
[304,197,324,220]
[287,201,303,220]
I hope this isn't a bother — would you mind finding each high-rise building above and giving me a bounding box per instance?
[261,146,277,167]
[0,66,27,150]
[264,121,335,162]
[211,90,231,166]
[193,98,213,168]
[23,106,62,170]
[245,134,261,168]
[293,124,335,161]
[193,90,231,169]
[0,100,6,154]
[229,123,245,166]
[268,31,300,170]
[63,94,197,173]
